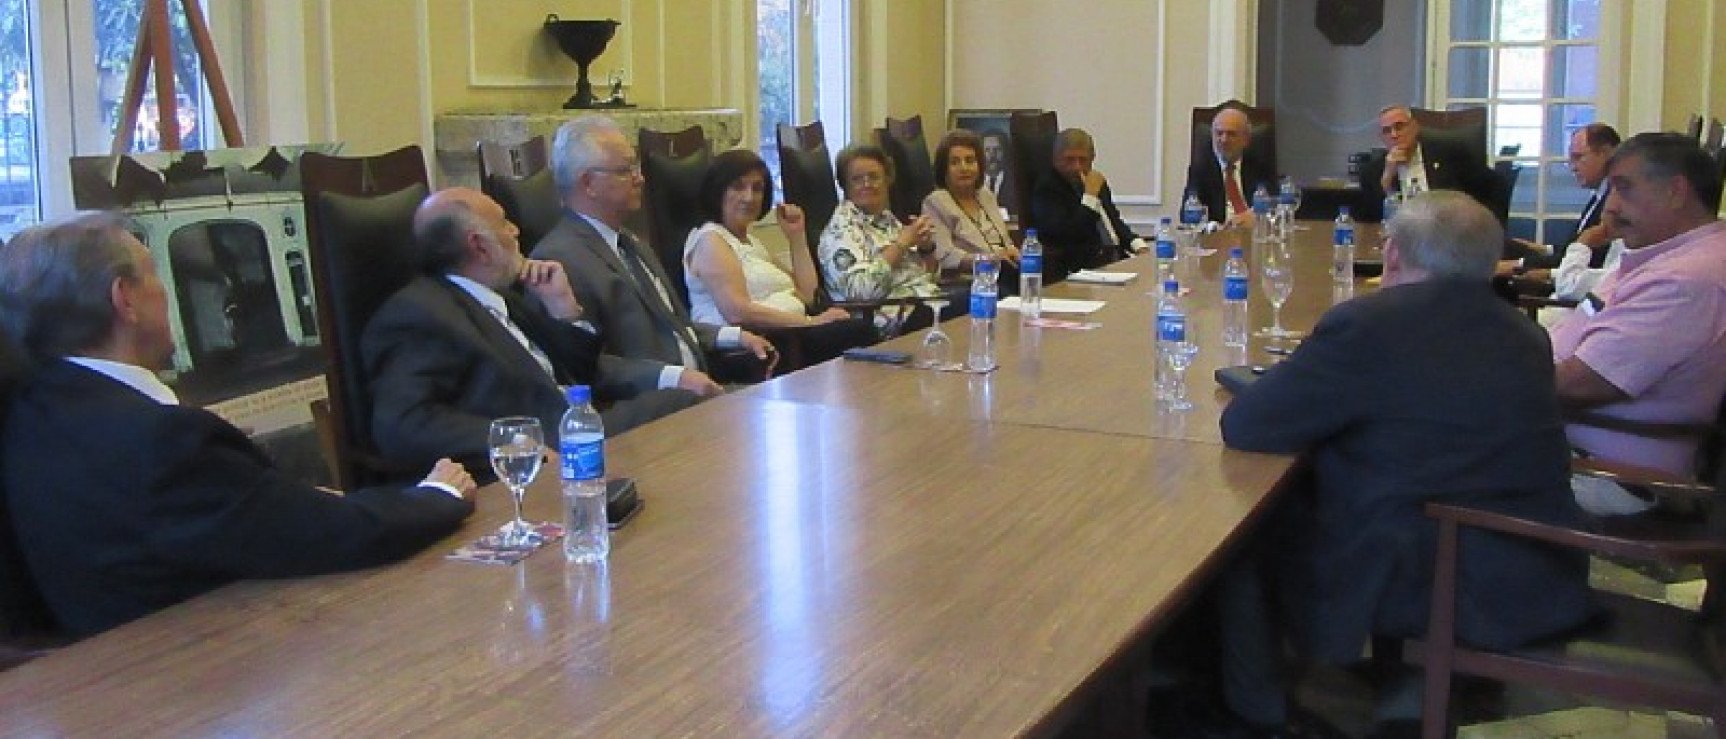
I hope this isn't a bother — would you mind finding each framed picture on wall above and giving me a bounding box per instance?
[947,108,1041,219]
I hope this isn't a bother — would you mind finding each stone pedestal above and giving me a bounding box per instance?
[434,107,744,187]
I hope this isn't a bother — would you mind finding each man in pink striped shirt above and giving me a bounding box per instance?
[1548,132,1726,515]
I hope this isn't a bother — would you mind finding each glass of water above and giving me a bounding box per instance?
[1163,340,1199,411]
[1280,176,1304,231]
[1255,245,1302,339]
[916,297,955,369]
[489,416,545,547]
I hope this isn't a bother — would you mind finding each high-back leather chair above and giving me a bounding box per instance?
[0,336,60,668]
[299,146,429,490]
[1410,107,1489,177]
[1008,111,1059,232]
[638,126,712,306]
[1190,99,1279,187]
[776,121,840,265]
[1687,113,1707,143]
[876,114,935,221]
[477,136,561,251]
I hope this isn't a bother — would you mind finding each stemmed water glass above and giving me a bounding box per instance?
[1254,243,1302,339]
[916,297,954,369]
[1163,340,1200,411]
[1279,176,1305,232]
[489,416,546,547]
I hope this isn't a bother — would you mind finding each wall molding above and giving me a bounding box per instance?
[320,0,337,141]
[465,0,637,90]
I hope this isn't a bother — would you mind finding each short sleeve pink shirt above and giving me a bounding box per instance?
[1547,220,1726,475]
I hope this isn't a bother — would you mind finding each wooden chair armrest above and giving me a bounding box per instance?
[1570,457,1717,502]
[1424,501,1726,566]
[1517,295,1576,310]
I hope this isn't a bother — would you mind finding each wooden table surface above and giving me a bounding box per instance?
[753,224,1382,445]
[0,222,1362,738]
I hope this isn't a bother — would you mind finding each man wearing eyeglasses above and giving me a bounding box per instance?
[1360,105,1499,224]
[531,115,774,396]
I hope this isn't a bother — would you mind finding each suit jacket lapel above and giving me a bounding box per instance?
[432,279,557,388]
[565,215,706,369]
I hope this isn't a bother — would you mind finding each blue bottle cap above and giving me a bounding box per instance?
[566,385,592,405]
[1229,247,1244,258]
[1163,279,1179,294]
[1024,228,1037,239]
[1338,205,1351,216]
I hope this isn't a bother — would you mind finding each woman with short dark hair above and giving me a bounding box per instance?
[818,143,941,301]
[924,129,1018,274]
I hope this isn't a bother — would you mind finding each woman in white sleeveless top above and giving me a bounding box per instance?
[683,149,852,328]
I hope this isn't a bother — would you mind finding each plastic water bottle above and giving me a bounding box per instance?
[1181,189,1206,228]
[1251,196,1275,249]
[967,254,999,372]
[1155,279,1185,400]
[1154,216,1176,283]
[1222,247,1249,348]
[560,385,609,564]
[1382,193,1400,224]
[1018,229,1043,322]
[1333,206,1356,288]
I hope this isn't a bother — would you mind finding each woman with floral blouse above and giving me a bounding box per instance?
[818,143,943,302]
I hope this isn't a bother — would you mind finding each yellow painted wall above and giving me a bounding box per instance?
[1662,0,1726,127]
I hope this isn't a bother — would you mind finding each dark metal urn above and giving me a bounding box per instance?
[544,16,620,109]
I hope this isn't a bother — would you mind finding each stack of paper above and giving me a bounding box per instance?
[998,297,1106,314]
[1066,270,1139,285]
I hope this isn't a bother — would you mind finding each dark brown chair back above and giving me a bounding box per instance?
[299,146,429,490]
[1411,106,1490,176]
[0,336,57,654]
[878,115,935,221]
[1687,113,1706,142]
[776,121,839,265]
[638,126,712,306]
[1190,100,1279,187]
[1008,111,1059,231]
[477,136,561,250]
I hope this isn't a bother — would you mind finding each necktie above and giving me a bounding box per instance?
[616,232,703,369]
[1224,163,1249,215]
[486,305,556,381]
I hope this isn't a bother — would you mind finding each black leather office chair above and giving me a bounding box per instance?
[0,336,61,668]
[877,114,936,222]
[776,121,840,255]
[477,136,562,251]
[1008,111,1059,232]
[299,146,429,490]
[638,126,712,307]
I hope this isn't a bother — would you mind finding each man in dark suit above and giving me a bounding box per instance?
[1360,105,1500,223]
[364,188,699,474]
[1184,104,1277,228]
[1029,128,1145,282]
[531,115,773,396]
[1215,192,1595,738]
[0,213,476,639]
[1504,122,1621,276]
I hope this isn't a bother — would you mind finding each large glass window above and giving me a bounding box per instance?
[1,0,40,239]
[95,0,212,152]
[757,0,850,200]
[1440,0,1603,243]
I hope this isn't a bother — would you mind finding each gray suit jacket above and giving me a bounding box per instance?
[532,214,723,389]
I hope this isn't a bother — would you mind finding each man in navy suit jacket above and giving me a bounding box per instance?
[0,213,476,638]
[1360,105,1500,223]
[1216,192,1594,737]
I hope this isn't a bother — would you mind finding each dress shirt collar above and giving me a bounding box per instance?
[1618,220,1726,274]
[444,274,509,318]
[577,212,622,252]
[1215,152,1240,174]
[64,356,179,405]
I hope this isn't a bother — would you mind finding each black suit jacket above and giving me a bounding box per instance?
[363,276,624,472]
[1183,152,1277,223]
[1220,279,1595,661]
[1,360,473,638]
[1028,174,1135,281]
[1359,136,1499,222]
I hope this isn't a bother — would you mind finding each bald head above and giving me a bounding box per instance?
[1211,108,1252,163]
[413,187,523,287]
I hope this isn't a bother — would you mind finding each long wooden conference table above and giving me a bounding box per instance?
[0,223,1378,737]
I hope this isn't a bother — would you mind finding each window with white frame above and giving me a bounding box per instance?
[1437,0,1610,243]
[1,0,231,239]
[757,0,850,201]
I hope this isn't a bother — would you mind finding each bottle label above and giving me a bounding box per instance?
[1334,227,1354,247]
[970,292,997,320]
[1158,314,1186,343]
[1155,238,1175,259]
[1182,205,1203,225]
[1020,252,1042,274]
[561,439,605,481]
[1224,275,1248,301]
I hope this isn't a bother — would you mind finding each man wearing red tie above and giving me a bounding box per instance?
[1183,103,1277,228]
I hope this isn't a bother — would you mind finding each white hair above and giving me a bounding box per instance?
[551,115,624,194]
